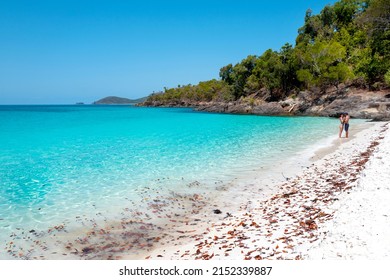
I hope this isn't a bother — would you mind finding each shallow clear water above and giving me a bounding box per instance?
[0,105,349,255]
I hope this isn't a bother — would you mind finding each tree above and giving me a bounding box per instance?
[279,43,299,94]
[230,55,257,98]
[325,63,354,91]
[219,64,234,84]
[250,50,284,100]
[321,5,336,27]
[297,9,323,43]
[360,0,390,35]
[333,0,368,30]
[359,0,390,82]
[296,40,352,91]
[297,69,315,88]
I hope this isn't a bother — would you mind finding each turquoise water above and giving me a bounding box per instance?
[0,105,345,257]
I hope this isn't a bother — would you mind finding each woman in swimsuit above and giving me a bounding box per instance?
[339,113,345,138]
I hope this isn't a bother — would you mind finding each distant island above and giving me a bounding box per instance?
[93,96,148,105]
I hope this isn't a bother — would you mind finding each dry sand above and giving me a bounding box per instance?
[305,123,390,259]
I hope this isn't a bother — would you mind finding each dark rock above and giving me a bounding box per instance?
[370,113,390,122]
[252,102,286,115]
[213,209,222,214]
[82,247,95,254]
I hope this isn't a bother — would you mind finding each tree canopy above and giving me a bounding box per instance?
[148,0,390,104]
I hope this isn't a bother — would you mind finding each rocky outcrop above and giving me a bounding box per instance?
[194,101,286,115]
[140,87,390,120]
[305,88,390,120]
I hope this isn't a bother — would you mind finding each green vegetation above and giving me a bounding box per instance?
[149,79,233,103]
[385,70,390,86]
[148,0,390,104]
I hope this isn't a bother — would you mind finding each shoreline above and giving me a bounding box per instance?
[141,121,389,260]
[2,119,387,260]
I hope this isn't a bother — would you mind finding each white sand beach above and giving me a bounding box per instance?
[4,120,389,261]
[142,121,390,260]
[305,123,390,259]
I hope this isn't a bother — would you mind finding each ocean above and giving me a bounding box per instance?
[0,105,356,259]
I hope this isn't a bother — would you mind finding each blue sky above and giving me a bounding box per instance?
[0,0,335,104]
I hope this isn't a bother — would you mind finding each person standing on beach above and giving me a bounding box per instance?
[344,112,350,138]
[339,113,345,138]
